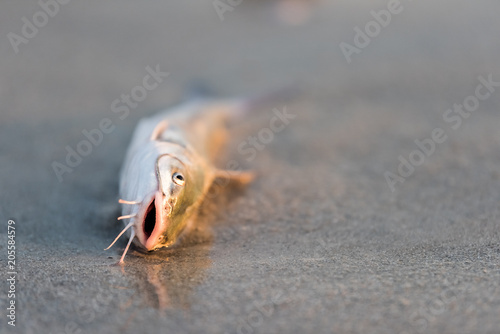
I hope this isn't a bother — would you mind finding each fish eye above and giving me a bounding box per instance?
[172,172,185,186]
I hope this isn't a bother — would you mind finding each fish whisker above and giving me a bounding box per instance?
[104,222,134,250]
[119,228,136,264]
[119,199,140,205]
[118,214,137,220]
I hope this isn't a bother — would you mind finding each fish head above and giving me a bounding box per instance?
[134,152,206,251]
[118,140,251,256]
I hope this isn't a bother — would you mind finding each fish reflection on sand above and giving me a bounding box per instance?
[121,225,213,311]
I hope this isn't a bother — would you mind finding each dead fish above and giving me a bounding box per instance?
[105,97,257,264]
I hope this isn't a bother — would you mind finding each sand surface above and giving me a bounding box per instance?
[0,1,499,333]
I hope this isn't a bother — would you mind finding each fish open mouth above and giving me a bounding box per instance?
[143,200,156,241]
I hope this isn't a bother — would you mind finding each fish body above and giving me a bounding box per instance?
[108,98,253,263]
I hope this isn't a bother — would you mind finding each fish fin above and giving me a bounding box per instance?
[213,169,255,187]
[150,120,169,141]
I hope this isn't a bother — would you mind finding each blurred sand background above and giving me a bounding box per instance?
[0,1,499,333]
